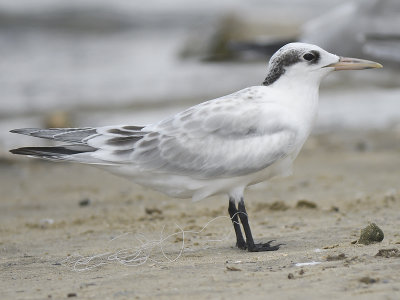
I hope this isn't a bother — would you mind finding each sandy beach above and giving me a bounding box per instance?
[1,1,400,299]
[1,130,400,299]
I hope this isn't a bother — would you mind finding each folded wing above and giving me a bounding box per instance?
[11,94,298,178]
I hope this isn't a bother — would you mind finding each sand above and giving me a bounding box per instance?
[1,131,400,299]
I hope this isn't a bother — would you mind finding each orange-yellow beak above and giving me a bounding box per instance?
[326,57,383,70]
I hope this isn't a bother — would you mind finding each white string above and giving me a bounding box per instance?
[59,213,246,271]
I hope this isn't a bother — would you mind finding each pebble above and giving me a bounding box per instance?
[358,223,384,245]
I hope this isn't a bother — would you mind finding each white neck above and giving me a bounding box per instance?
[269,70,327,139]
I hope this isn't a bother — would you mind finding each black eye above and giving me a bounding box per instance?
[303,53,315,61]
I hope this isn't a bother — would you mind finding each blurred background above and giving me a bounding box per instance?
[1,0,400,157]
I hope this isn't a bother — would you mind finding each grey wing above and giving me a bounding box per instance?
[133,98,298,178]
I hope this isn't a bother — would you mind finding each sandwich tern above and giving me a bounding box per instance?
[10,43,382,252]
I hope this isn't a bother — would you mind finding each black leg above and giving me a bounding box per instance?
[228,198,247,250]
[237,198,282,252]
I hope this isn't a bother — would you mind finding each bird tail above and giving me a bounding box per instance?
[9,125,146,165]
[9,127,99,162]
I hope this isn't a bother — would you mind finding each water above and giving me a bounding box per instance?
[1,0,399,157]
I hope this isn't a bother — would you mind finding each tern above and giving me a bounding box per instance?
[10,43,382,252]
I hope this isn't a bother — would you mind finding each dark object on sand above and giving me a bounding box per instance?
[296,199,317,209]
[326,253,346,261]
[79,198,91,207]
[375,248,400,258]
[358,223,384,245]
[359,276,379,284]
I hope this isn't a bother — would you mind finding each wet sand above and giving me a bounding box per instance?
[1,131,400,299]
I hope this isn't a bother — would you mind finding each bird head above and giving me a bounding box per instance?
[263,43,382,86]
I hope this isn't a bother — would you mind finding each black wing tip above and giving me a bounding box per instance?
[9,148,20,154]
[9,147,34,156]
[10,147,46,156]
[10,128,38,135]
[9,147,63,160]
[9,146,86,157]
[10,128,24,134]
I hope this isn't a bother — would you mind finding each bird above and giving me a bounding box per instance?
[10,43,382,252]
